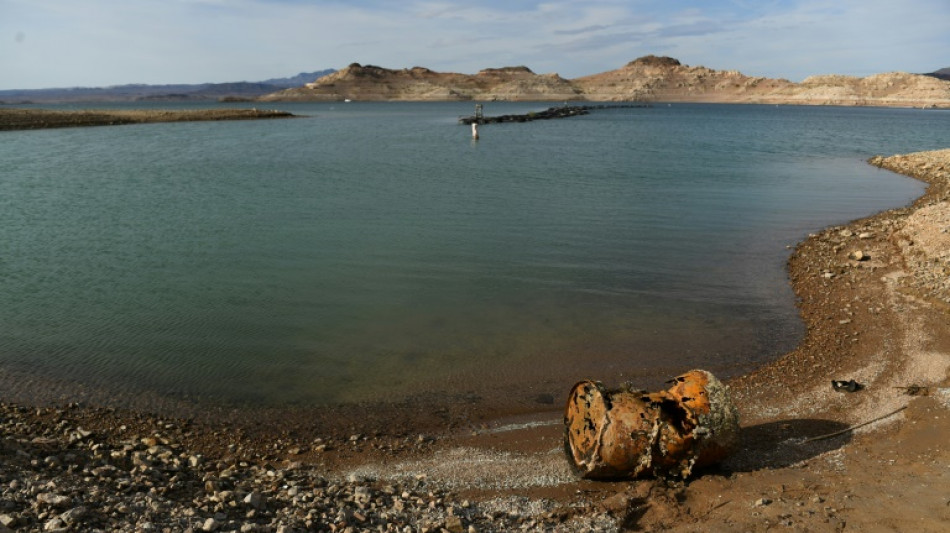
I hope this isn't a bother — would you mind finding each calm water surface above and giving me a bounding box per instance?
[0,102,943,408]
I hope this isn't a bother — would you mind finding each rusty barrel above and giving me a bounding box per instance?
[563,369,739,479]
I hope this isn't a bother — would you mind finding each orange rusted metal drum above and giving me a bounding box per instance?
[563,369,739,480]
[564,380,657,479]
[664,369,740,469]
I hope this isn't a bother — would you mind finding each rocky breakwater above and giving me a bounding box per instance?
[458,104,648,125]
[458,105,589,124]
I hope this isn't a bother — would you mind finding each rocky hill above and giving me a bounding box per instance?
[572,55,794,102]
[761,71,950,107]
[259,63,580,102]
[261,56,950,108]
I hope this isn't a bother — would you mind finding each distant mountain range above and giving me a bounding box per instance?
[0,70,335,104]
[926,68,950,81]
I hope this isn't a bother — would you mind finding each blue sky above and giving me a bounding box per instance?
[2,0,948,90]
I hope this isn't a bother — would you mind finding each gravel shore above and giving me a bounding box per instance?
[1,149,948,532]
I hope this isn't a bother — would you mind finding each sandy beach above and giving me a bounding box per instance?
[1,148,948,532]
[0,108,295,131]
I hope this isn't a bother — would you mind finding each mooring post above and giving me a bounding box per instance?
[471,122,479,140]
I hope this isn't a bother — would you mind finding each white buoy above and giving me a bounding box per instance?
[471,122,479,140]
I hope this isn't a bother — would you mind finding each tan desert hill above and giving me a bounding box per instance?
[259,63,581,102]
[260,55,950,108]
[571,55,794,102]
[764,71,950,107]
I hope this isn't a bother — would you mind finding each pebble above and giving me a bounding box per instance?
[244,490,264,509]
[36,494,70,508]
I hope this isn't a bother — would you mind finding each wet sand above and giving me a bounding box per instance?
[0,107,295,131]
[1,149,948,531]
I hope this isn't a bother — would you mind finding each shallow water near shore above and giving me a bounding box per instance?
[0,102,942,413]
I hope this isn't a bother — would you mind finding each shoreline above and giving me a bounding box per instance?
[0,108,296,131]
[2,150,949,531]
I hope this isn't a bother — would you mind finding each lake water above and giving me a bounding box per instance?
[0,102,944,410]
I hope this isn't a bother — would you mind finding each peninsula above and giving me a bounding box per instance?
[0,108,295,131]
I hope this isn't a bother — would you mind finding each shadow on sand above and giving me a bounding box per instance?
[715,418,853,473]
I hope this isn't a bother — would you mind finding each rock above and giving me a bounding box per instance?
[60,506,86,525]
[353,486,372,505]
[599,492,633,513]
[202,517,221,531]
[533,393,556,404]
[36,493,71,508]
[43,517,66,532]
[849,250,868,261]
[346,473,372,483]
[244,490,264,509]
[754,498,773,507]
[445,515,464,533]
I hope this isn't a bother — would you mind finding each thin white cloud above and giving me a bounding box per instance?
[553,25,611,36]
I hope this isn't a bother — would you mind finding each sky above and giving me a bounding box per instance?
[2,0,948,90]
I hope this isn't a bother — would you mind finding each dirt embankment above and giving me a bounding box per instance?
[0,108,295,131]
[1,150,948,532]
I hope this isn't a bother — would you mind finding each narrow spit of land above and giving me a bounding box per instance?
[0,108,296,131]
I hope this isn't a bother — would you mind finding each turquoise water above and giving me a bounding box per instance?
[0,102,942,407]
